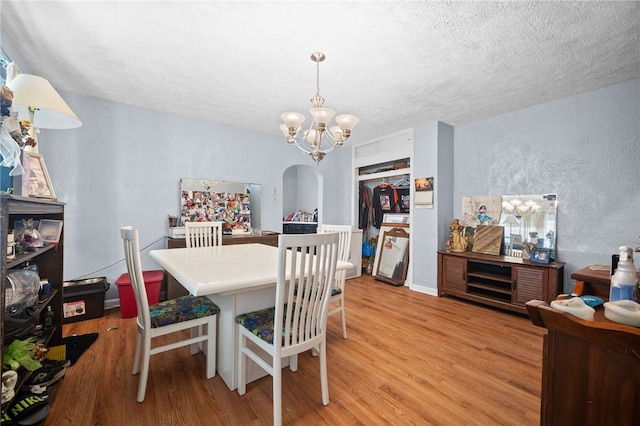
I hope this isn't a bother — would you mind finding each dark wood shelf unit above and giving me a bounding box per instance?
[438,250,564,315]
[1,195,65,417]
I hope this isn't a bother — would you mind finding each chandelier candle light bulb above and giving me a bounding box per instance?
[280,52,359,163]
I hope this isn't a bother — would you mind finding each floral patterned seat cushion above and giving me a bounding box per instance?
[236,302,323,345]
[149,296,218,328]
[236,307,277,344]
[331,286,342,296]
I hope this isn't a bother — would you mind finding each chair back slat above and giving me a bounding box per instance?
[318,224,352,262]
[318,224,352,287]
[185,221,223,248]
[120,226,152,329]
[276,233,338,351]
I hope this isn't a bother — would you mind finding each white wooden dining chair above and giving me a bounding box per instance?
[236,232,339,426]
[318,224,352,338]
[185,221,223,248]
[120,226,219,402]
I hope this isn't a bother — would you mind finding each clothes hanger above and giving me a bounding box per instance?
[394,176,410,188]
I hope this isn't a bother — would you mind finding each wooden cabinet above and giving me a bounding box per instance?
[570,265,612,300]
[165,232,279,298]
[527,300,640,425]
[1,195,64,413]
[437,250,564,314]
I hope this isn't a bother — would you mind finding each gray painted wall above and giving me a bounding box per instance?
[452,78,640,292]
[411,122,454,291]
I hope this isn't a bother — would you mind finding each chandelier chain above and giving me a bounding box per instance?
[316,58,320,98]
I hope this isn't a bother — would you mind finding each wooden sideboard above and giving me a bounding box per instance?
[165,232,278,298]
[527,300,640,425]
[570,265,612,300]
[437,250,564,315]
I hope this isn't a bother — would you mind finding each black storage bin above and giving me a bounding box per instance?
[62,277,110,324]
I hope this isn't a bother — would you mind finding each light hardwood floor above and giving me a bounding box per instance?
[44,275,543,425]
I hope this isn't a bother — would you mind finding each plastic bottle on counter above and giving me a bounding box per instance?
[609,246,637,302]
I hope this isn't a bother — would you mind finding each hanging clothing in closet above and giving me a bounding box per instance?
[359,184,372,230]
[372,183,399,228]
[394,176,411,214]
[396,187,410,213]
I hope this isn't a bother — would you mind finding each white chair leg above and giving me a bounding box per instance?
[137,338,152,403]
[319,341,329,406]
[206,317,216,378]
[237,328,247,395]
[190,326,200,355]
[132,332,142,375]
[273,355,283,426]
[289,354,298,372]
[340,303,348,339]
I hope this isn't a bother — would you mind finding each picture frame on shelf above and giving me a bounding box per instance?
[510,234,523,249]
[23,151,56,200]
[38,219,64,244]
[530,247,552,264]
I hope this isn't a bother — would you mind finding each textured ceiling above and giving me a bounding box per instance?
[1,1,639,143]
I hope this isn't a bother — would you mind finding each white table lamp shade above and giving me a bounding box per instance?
[6,73,81,129]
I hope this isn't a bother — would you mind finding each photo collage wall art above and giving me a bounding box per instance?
[181,190,251,233]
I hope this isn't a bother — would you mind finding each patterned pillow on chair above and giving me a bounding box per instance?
[149,296,218,328]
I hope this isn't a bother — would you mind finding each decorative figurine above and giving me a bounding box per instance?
[17,218,44,250]
[449,219,467,252]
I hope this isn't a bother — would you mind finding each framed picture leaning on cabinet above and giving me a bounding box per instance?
[23,151,56,200]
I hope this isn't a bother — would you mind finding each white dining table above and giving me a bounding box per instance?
[149,243,352,390]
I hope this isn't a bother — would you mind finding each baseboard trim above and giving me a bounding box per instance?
[410,284,438,296]
[104,298,120,310]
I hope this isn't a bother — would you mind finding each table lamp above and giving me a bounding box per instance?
[501,214,520,248]
[6,73,81,151]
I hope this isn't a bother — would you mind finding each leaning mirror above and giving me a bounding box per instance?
[500,193,557,259]
[374,227,410,286]
[180,179,261,233]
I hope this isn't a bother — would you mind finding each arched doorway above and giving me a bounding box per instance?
[282,165,323,225]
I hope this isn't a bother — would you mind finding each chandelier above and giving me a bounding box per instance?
[502,198,540,219]
[280,52,360,163]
